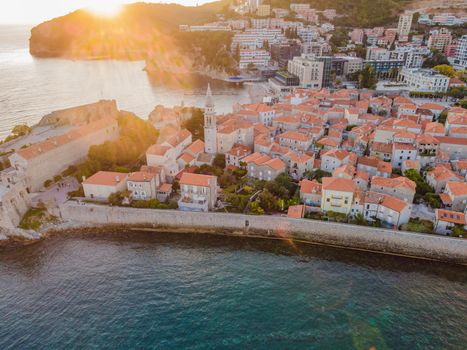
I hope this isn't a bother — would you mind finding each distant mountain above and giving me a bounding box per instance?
[29,1,228,59]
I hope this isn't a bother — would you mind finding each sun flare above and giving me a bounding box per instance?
[86,2,123,17]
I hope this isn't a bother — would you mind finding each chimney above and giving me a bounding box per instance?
[82,176,86,182]
[115,176,120,182]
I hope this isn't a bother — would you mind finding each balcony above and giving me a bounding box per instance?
[178,196,209,212]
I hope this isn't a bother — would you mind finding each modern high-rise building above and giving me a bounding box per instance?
[453,35,467,69]
[204,84,217,154]
[427,28,452,52]
[397,13,413,37]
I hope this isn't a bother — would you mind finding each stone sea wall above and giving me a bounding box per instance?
[59,202,467,265]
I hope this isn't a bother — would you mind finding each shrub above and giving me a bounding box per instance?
[43,179,53,188]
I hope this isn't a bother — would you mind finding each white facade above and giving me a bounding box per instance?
[453,35,467,70]
[288,54,324,89]
[397,13,413,37]
[9,118,119,192]
[239,50,271,69]
[204,84,217,154]
[399,68,450,93]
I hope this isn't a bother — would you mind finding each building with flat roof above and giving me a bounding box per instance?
[399,68,450,93]
[288,54,324,89]
[397,12,413,37]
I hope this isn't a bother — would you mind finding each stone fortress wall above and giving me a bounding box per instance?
[59,202,467,265]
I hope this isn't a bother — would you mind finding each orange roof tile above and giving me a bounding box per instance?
[179,173,216,187]
[16,117,117,161]
[436,209,466,225]
[322,177,357,192]
[83,171,128,186]
[371,176,416,192]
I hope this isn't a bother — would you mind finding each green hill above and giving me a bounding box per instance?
[29,1,228,58]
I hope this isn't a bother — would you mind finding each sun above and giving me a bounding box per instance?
[86,1,123,17]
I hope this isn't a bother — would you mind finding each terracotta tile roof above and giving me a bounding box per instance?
[449,126,467,135]
[243,103,273,113]
[83,171,128,187]
[227,144,251,157]
[419,103,445,111]
[453,160,467,171]
[371,176,416,192]
[447,114,467,125]
[285,151,313,164]
[279,130,310,142]
[435,136,467,146]
[393,96,414,105]
[355,169,370,181]
[446,182,467,197]
[436,209,466,225]
[273,115,300,124]
[322,177,357,192]
[439,192,452,205]
[358,156,379,168]
[424,122,445,134]
[287,205,305,219]
[371,142,392,154]
[158,183,172,193]
[403,159,420,169]
[264,158,286,171]
[179,172,216,187]
[184,139,205,155]
[394,130,417,139]
[333,164,355,178]
[393,142,416,151]
[16,117,117,161]
[365,191,408,213]
[317,137,339,148]
[127,171,156,182]
[146,144,171,156]
[178,152,195,163]
[322,149,349,161]
[300,179,322,194]
[416,134,440,144]
[255,134,273,147]
[427,165,462,183]
[164,129,192,147]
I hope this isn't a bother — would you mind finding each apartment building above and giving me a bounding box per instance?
[178,173,218,212]
[399,68,450,93]
[288,54,324,89]
[397,13,413,37]
[321,177,357,215]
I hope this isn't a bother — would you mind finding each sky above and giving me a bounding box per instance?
[0,0,214,24]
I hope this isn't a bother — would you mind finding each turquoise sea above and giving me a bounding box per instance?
[0,231,466,349]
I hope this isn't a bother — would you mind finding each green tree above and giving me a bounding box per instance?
[249,200,265,215]
[422,50,450,68]
[358,64,378,89]
[213,153,226,169]
[182,108,204,141]
[258,190,280,212]
[433,64,455,78]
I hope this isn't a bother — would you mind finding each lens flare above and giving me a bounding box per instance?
[86,2,123,17]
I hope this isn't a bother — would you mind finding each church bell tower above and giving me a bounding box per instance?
[204,84,217,154]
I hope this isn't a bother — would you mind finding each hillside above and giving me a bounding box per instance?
[271,0,413,27]
[29,1,228,59]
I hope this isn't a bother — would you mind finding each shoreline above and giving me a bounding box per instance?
[3,204,467,266]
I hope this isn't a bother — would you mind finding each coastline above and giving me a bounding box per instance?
[3,203,467,266]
